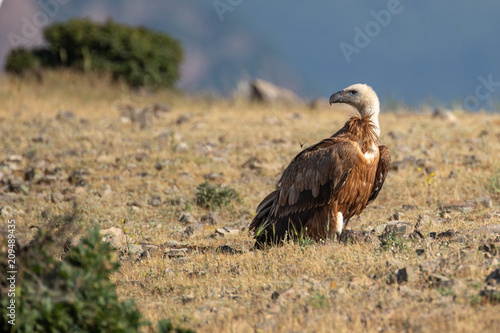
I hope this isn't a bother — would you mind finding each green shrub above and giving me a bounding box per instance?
[196,181,239,209]
[0,226,144,332]
[5,18,183,89]
[0,224,194,332]
[5,48,40,75]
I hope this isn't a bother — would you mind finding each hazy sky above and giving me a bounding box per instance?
[1,0,500,110]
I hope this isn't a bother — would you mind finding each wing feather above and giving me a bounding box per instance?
[275,139,358,217]
[367,145,391,205]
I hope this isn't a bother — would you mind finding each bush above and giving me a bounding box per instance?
[0,226,143,332]
[5,18,183,89]
[5,48,40,75]
[196,181,239,209]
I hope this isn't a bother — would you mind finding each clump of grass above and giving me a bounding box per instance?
[195,181,239,209]
[380,231,409,252]
[487,169,500,195]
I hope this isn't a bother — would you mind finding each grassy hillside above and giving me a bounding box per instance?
[1,71,499,332]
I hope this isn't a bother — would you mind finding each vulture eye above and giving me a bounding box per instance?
[348,90,358,96]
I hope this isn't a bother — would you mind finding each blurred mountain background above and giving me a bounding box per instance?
[1,0,500,110]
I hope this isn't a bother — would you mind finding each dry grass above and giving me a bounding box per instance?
[1,71,499,332]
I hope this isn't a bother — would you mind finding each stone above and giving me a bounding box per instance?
[339,229,381,247]
[56,110,75,120]
[200,213,223,226]
[173,142,189,153]
[7,177,24,192]
[176,114,191,125]
[163,240,188,248]
[164,248,188,259]
[51,192,64,203]
[204,172,223,181]
[135,151,149,162]
[125,243,158,258]
[179,212,196,224]
[236,78,303,106]
[486,268,500,285]
[479,243,498,256]
[397,267,418,284]
[432,108,458,125]
[415,214,431,229]
[478,196,493,208]
[183,223,212,239]
[99,184,113,198]
[428,274,450,287]
[101,227,128,249]
[216,245,241,254]
[215,227,240,237]
[148,195,162,207]
[474,224,500,237]
[0,206,14,217]
[382,221,414,237]
[436,229,458,240]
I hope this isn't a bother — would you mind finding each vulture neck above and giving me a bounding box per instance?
[359,104,380,138]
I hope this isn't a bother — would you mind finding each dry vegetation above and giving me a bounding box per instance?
[1,71,500,332]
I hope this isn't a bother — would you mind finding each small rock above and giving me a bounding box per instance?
[148,195,162,207]
[436,229,458,240]
[0,206,14,217]
[179,212,197,224]
[204,172,223,181]
[135,151,149,162]
[432,108,458,124]
[479,243,498,256]
[163,240,188,248]
[271,291,280,300]
[7,177,24,192]
[125,243,158,258]
[475,224,500,236]
[478,196,493,208]
[216,245,241,254]
[173,142,189,153]
[176,114,191,125]
[56,110,75,120]
[420,259,441,275]
[164,248,188,259]
[101,227,128,249]
[51,192,64,203]
[428,274,450,287]
[100,184,113,197]
[31,135,45,143]
[339,229,381,247]
[486,268,500,285]
[397,267,418,284]
[415,214,431,229]
[183,223,212,239]
[382,221,414,237]
[215,227,240,237]
[388,212,404,221]
[200,213,223,226]
[181,293,195,303]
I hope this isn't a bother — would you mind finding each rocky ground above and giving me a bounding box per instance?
[0,72,499,332]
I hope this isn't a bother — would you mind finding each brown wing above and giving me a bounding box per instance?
[250,138,358,246]
[275,138,358,216]
[367,145,391,205]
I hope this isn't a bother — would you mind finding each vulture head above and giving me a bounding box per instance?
[329,83,380,117]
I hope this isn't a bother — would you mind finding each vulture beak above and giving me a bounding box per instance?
[329,90,345,105]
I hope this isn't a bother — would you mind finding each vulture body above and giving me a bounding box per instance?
[250,84,391,248]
